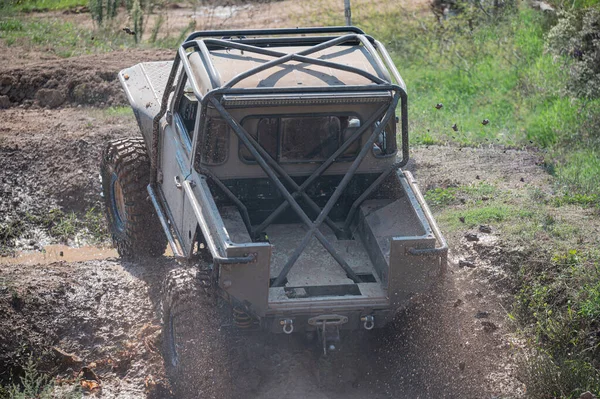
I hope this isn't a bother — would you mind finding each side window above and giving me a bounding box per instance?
[199,118,229,166]
[174,72,198,143]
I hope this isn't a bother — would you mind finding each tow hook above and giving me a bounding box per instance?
[361,315,375,330]
[308,314,348,355]
[280,318,294,334]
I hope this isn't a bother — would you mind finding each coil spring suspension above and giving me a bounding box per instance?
[232,306,253,329]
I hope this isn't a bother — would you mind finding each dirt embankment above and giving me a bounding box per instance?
[0,50,172,109]
[0,258,176,398]
[0,106,141,254]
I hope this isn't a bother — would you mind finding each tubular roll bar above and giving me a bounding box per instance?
[185,26,367,42]
[150,27,412,282]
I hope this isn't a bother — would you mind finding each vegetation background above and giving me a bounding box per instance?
[0,0,599,397]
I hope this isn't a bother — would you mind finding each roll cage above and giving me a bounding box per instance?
[150,26,412,287]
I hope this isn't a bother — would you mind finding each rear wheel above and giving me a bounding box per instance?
[100,138,166,258]
[161,267,232,399]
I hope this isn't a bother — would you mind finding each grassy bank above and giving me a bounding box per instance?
[1,0,87,12]
[346,5,600,397]
[300,2,600,397]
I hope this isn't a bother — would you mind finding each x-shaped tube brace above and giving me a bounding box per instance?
[271,93,400,287]
[253,102,389,236]
[209,96,370,285]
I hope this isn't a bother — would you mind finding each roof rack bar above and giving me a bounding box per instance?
[203,36,374,50]
[356,34,390,82]
[201,35,386,89]
[185,26,366,42]
[197,40,221,88]
[375,40,407,91]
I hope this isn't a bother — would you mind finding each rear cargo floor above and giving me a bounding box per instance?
[265,223,376,287]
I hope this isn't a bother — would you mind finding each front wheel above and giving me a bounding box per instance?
[100,138,166,258]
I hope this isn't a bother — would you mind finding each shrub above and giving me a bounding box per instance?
[546,9,600,99]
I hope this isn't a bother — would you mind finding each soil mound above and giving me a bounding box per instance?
[0,49,172,108]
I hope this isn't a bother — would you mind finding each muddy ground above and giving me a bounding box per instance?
[0,1,550,396]
[0,101,537,398]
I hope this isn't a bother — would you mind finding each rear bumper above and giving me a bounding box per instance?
[262,307,393,334]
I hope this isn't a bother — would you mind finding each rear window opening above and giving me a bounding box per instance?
[239,115,361,163]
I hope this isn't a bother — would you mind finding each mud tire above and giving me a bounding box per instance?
[100,138,167,258]
[161,267,232,399]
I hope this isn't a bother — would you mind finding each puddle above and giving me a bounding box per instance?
[0,244,176,266]
[0,244,119,266]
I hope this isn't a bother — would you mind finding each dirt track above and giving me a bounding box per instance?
[0,1,543,394]
[0,75,538,396]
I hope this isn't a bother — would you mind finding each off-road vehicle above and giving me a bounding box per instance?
[101,26,447,396]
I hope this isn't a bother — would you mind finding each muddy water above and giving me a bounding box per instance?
[0,244,119,265]
[0,244,177,265]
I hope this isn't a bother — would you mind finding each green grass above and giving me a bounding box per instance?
[0,0,87,12]
[0,16,137,57]
[102,105,132,117]
[315,5,600,200]
[1,207,108,254]
[424,182,499,207]
[0,356,82,399]
[515,249,600,397]
[0,11,195,57]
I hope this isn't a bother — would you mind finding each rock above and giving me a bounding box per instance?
[531,0,555,12]
[0,95,11,109]
[459,260,476,268]
[0,75,15,95]
[475,311,490,319]
[453,299,463,307]
[481,321,498,332]
[479,225,492,233]
[579,392,597,399]
[36,89,66,108]
[465,233,479,242]
[52,346,83,366]
[459,216,465,223]
[459,362,465,371]
[78,366,101,382]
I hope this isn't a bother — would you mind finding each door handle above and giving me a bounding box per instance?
[174,175,182,189]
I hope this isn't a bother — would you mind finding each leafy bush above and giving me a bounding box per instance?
[546,9,600,99]
[5,357,53,399]
[515,249,600,397]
